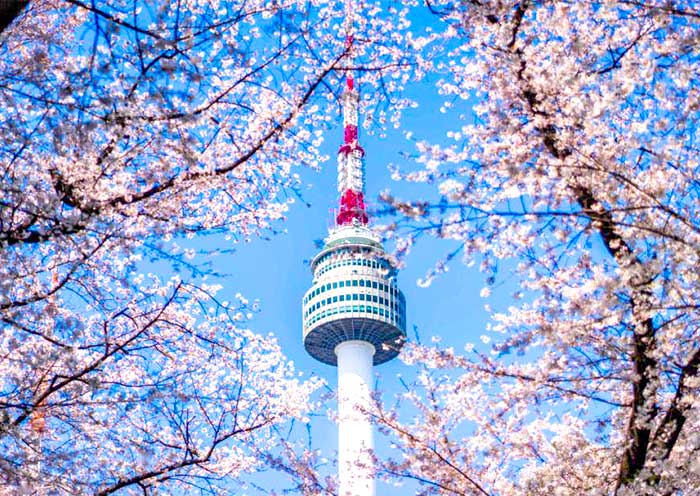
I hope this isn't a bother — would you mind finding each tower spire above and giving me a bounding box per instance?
[336,2,368,226]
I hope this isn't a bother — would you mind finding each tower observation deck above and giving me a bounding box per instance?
[302,224,406,365]
[301,10,406,495]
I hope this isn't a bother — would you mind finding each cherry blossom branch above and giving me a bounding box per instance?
[375,411,492,496]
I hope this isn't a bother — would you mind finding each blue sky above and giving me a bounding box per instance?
[194,79,492,492]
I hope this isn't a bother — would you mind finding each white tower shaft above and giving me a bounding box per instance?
[336,340,376,496]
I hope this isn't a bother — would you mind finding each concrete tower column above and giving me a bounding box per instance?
[335,340,376,496]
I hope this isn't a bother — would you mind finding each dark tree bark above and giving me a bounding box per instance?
[0,0,27,34]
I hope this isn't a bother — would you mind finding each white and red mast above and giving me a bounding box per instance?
[336,5,368,226]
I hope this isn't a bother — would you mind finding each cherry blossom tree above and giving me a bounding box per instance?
[0,0,376,493]
[378,1,700,495]
[0,0,423,490]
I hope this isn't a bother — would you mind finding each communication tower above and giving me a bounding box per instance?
[301,13,407,496]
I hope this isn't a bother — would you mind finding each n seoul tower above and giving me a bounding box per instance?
[301,6,407,496]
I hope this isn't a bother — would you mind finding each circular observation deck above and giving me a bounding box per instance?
[302,225,406,366]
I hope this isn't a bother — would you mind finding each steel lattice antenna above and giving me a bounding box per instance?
[336,1,368,226]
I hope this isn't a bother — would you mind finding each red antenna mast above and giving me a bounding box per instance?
[335,2,368,226]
